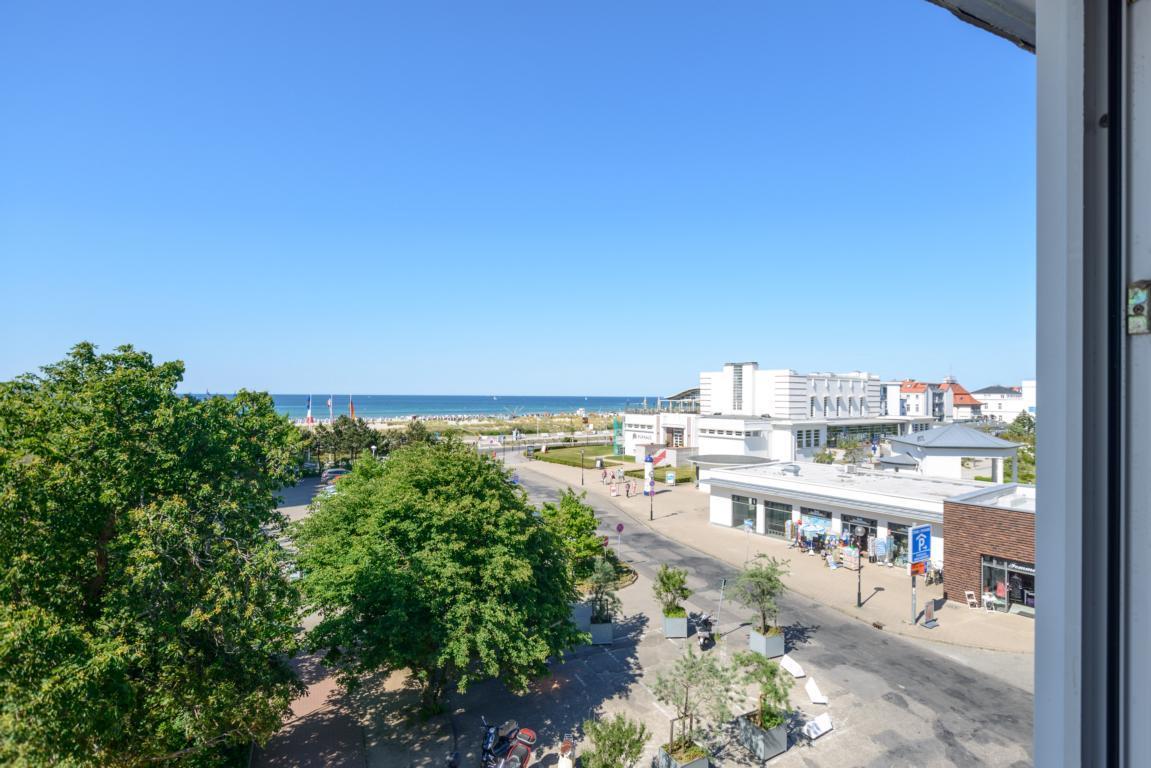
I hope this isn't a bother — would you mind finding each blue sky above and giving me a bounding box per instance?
[0,2,1035,395]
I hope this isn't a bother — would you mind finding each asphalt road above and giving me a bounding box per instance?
[511,454,1034,767]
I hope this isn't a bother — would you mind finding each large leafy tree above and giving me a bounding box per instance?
[0,344,303,766]
[295,439,583,712]
[540,489,602,579]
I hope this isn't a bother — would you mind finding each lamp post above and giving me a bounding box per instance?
[855,524,865,608]
[370,444,377,460]
[580,448,585,485]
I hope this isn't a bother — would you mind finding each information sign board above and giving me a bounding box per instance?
[910,524,932,564]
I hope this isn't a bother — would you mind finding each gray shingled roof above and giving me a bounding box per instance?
[889,423,1020,450]
[971,385,1020,395]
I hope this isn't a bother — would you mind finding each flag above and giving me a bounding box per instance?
[327,396,333,422]
[306,395,314,424]
[349,395,356,420]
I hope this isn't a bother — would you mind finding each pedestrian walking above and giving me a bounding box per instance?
[601,468,608,484]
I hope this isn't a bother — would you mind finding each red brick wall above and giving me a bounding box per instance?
[943,500,1036,604]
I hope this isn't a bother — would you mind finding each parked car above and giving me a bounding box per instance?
[320,468,350,484]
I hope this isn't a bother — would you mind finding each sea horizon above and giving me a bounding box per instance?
[185,393,661,421]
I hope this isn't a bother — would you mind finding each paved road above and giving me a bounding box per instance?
[512,455,1034,767]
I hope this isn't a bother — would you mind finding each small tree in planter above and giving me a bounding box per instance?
[732,651,793,761]
[731,555,789,658]
[652,648,736,768]
[653,564,692,638]
[581,713,650,768]
[588,556,621,645]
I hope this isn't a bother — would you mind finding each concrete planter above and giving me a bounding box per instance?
[749,628,785,658]
[656,745,709,768]
[663,614,689,638]
[735,713,788,762]
[589,621,614,645]
[571,603,592,633]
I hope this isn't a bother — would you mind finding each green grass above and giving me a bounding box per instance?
[623,466,696,485]
[534,444,616,468]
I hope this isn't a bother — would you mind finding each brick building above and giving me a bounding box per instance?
[943,486,1036,616]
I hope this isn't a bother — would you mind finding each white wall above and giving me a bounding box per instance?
[918,454,964,479]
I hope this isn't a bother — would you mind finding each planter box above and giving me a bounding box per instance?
[735,713,788,762]
[571,603,592,633]
[749,628,785,658]
[589,621,614,645]
[663,614,689,638]
[656,745,709,768]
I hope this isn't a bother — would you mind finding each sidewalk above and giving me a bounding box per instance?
[516,457,1035,654]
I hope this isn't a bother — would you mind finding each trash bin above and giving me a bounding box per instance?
[595,458,604,469]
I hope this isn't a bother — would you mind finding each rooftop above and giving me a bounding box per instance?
[972,385,1023,396]
[889,422,1019,451]
[950,484,1037,513]
[705,460,996,505]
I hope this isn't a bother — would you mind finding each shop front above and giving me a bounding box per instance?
[799,506,832,531]
[942,487,1036,614]
[731,494,757,529]
[763,500,792,538]
[887,522,910,566]
[841,513,878,556]
[981,556,1036,617]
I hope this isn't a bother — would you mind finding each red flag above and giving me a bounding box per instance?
[349,396,355,420]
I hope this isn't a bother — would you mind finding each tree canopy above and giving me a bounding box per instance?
[540,489,602,579]
[294,438,583,712]
[731,555,789,634]
[0,343,303,766]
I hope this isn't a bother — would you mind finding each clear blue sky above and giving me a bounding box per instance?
[0,2,1035,395]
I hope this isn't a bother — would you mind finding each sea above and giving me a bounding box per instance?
[222,394,655,422]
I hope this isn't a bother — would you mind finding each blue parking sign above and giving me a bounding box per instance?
[910,524,932,564]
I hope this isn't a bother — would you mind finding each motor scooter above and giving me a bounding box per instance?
[694,613,713,650]
[497,727,536,768]
[480,717,518,768]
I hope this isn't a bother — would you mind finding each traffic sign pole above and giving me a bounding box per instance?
[908,524,932,626]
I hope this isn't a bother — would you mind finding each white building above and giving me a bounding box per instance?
[884,423,1021,482]
[894,377,982,421]
[972,380,1037,423]
[701,460,1017,572]
[623,361,934,465]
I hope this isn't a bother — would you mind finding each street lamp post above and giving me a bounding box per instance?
[580,448,585,485]
[855,525,865,608]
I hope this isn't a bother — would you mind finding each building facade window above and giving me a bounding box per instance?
[981,555,1036,616]
[732,494,757,529]
[800,507,832,530]
[763,501,792,538]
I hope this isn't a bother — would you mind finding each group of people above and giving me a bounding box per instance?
[600,466,635,497]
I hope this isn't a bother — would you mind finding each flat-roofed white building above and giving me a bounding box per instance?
[700,460,1004,571]
[622,361,934,465]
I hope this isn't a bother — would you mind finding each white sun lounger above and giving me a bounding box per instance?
[802,712,834,740]
[780,654,805,678]
[805,678,829,705]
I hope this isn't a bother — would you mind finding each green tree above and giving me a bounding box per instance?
[0,343,303,766]
[581,713,649,768]
[541,489,602,579]
[652,648,736,758]
[812,449,835,465]
[838,438,869,465]
[294,439,583,713]
[731,555,790,635]
[734,652,793,730]
[652,564,692,617]
[588,556,621,624]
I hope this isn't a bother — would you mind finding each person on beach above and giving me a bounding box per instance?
[601,468,607,484]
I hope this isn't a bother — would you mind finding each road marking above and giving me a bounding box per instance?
[573,673,587,688]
